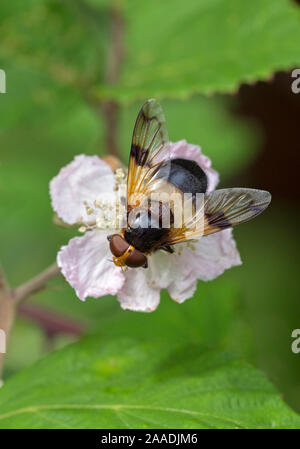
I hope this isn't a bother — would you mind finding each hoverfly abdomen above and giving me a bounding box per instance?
[158,158,208,198]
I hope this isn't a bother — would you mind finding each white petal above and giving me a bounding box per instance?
[168,140,219,192]
[167,255,198,303]
[166,229,241,303]
[187,229,242,281]
[117,250,184,312]
[57,230,125,301]
[118,268,160,312]
[50,155,115,225]
[147,250,177,289]
[149,250,198,304]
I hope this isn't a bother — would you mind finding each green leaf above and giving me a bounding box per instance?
[0,337,299,429]
[0,0,109,86]
[98,0,300,101]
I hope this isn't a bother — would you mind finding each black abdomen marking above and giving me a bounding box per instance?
[157,158,208,195]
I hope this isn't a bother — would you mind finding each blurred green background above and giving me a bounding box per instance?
[1,0,300,416]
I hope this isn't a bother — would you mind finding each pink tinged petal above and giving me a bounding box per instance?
[118,268,160,313]
[166,250,198,304]
[168,140,219,192]
[50,154,115,225]
[147,250,177,289]
[168,275,197,304]
[148,250,198,304]
[187,229,242,281]
[57,230,125,301]
[117,251,176,313]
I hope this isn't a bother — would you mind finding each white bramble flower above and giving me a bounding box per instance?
[50,140,241,312]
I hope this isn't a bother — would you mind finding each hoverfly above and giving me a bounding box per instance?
[108,99,271,269]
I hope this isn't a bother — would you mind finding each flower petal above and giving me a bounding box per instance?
[147,250,177,289]
[186,229,242,281]
[118,268,160,312]
[167,253,198,304]
[166,229,241,303]
[50,155,115,225]
[57,230,125,301]
[168,140,219,192]
[148,250,197,304]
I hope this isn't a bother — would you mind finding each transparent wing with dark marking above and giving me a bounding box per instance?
[165,188,271,244]
[127,99,170,211]
[203,188,271,235]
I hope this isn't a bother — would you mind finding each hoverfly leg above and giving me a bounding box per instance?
[166,245,174,254]
[160,245,174,254]
[142,260,148,269]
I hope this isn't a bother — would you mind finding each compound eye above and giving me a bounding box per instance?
[125,249,147,268]
[109,234,129,257]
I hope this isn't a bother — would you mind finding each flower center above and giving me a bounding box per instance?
[78,168,127,233]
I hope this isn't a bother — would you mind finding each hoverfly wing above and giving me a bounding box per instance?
[131,98,169,166]
[165,188,271,244]
[127,99,170,212]
[203,188,271,235]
